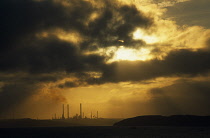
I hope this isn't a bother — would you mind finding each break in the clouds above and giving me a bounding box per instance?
[102,48,210,82]
[1,0,210,118]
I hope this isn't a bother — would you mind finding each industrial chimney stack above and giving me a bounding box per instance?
[80,103,82,119]
[91,111,92,119]
[67,104,70,119]
[62,104,65,119]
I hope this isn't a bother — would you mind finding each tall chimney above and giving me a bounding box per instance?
[62,104,65,119]
[91,111,92,119]
[80,103,82,119]
[67,104,70,119]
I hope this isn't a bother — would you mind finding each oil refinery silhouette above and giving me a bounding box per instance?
[0,103,122,127]
[1,103,210,128]
[1,106,210,138]
[52,103,99,120]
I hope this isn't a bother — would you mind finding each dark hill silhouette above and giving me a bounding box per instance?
[114,115,210,126]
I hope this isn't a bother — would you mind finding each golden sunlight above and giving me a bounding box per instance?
[133,28,159,44]
[109,46,152,62]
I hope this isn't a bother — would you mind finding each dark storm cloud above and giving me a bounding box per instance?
[0,0,90,52]
[99,48,210,83]
[84,4,152,49]
[1,38,79,73]
[0,0,152,73]
[148,79,210,115]
[58,81,84,88]
[0,0,93,52]
[0,0,153,113]
[0,0,101,73]
[0,73,61,84]
[165,0,210,28]
[0,37,105,73]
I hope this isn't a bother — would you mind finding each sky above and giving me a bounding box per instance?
[1,0,210,119]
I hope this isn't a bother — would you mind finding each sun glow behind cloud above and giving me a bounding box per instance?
[108,46,152,62]
[133,28,159,44]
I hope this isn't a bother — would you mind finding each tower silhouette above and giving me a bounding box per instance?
[62,104,65,119]
[80,103,82,119]
[91,111,92,119]
[67,104,70,119]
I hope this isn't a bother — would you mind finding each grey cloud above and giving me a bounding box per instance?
[165,0,210,28]
[148,79,210,115]
[99,49,210,83]
[107,79,210,116]
[58,81,83,89]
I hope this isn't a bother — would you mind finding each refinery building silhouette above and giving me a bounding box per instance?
[52,103,99,120]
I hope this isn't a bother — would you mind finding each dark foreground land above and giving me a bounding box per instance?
[114,115,210,127]
[1,115,210,138]
[0,118,121,127]
[0,126,210,138]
